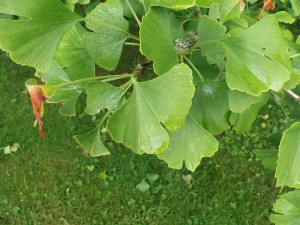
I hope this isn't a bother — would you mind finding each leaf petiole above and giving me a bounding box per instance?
[140,0,147,13]
[126,33,140,42]
[96,79,133,128]
[284,89,300,102]
[272,91,290,120]
[124,42,140,47]
[183,55,204,81]
[124,0,141,27]
[57,74,133,88]
[290,53,300,59]
[40,74,134,99]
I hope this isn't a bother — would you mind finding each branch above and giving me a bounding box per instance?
[284,89,300,102]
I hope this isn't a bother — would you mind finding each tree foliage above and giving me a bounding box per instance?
[1,0,300,223]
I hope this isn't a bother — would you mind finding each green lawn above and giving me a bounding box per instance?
[0,51,282,225]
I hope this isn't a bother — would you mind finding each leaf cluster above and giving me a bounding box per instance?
[1,0,300,223]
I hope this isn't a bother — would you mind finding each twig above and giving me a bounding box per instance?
[284,89,300,102]
[272,91,289,120]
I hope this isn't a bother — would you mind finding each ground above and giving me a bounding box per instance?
[0,51,284,225]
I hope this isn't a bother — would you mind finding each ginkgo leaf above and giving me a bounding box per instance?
[196,0,218,8]
[107,64,194,154]
[285,42,300,90]
[223,15,290,95]
[121,0,144,18]
[291,0,300,16]
[254,149,278,171]
[275,11,296,24]
[74,127,110,157]
[48,87,82,116]
[283,67,300,90]
[83,0,129,71]
[199,15,290,96]
[228,89,263,113]
[208,0,246,27]
[230,92,270,134]
[275,122,300,188]
[219,0,243,24]
[140,0,195,9]
[55,24,95,80]
[190,52,220,79]
[157,114,218,172]
[0,0,82,72]
[198,16,227,64]
[191,80,229,135]
[270,190,300,225]
[85,81,122,115]
[140,7,185,75]
[36,61,84,116]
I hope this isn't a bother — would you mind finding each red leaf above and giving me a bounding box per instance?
[26,84,47,139]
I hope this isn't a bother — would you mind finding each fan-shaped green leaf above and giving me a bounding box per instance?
[37,61,70,86]
[228,89,263,113]
[37,61,84,116]
[107,64,194,154]
[157,114,218,172]
[85,82,122,115]
[199,16,290,96]
[284,67,300,90]
[74,128,110,157]
[209,0,247,27]
[55,24,95,80]
[291,0,300,16]
[191,80,229,135]
[83,0,129,71]
[140,7,185,75]
[198,16,227,64]
[275,11,296,24]
[0,0,82,72]
[270,190,300,225]
[253,149,278,171]
[223,15,290,96]
[284,45,300,89]
[276,122,300,188]
[219,0,242,24]
[230,92,269,134]
[48,87,82,116]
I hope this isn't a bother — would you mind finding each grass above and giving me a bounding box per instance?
[0,51,284,225]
